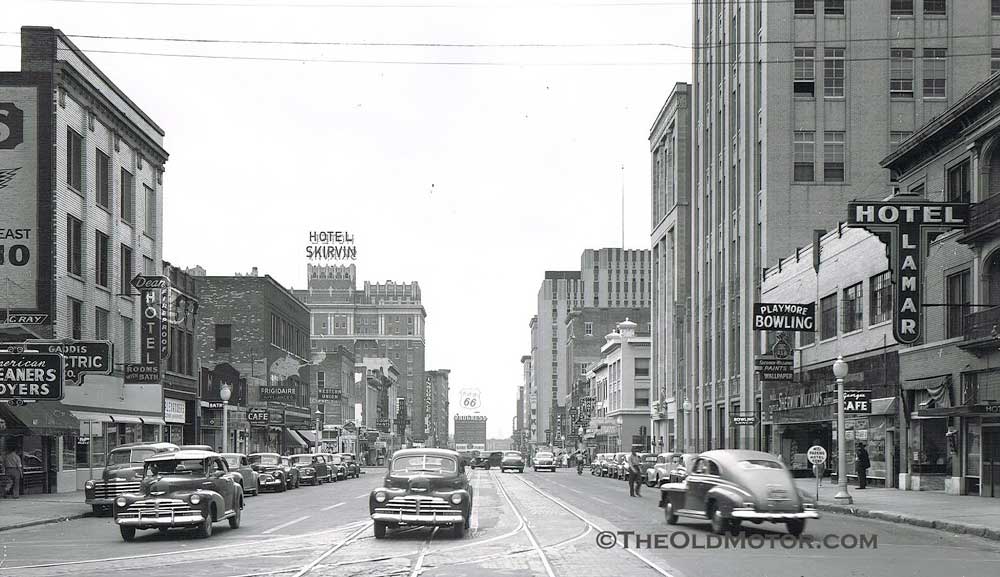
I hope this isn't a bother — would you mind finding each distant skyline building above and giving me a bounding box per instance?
[424,369,451,448]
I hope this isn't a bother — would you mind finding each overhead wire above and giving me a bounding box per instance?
[39,0,806,8]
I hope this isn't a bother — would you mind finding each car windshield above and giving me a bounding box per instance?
[290,456,313,465]
[108,449,155,466]
[327,455,343,464]
[223,455,241,468]
[340,454,355,462]
[739,459,784,470]
[145,459,204,476]
[391,455,457,473]
[643,456,658,462]
[250,455,280,466]
[504,452,521,458]
[537,452,553,459]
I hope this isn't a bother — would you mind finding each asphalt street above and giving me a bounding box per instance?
[1,469,998,577]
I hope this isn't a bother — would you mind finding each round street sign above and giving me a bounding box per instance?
[807,445,827,465]
[772,340,792,359]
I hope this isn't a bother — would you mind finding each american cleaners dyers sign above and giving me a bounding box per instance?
[0,351,64,401]
[847,201,970,344]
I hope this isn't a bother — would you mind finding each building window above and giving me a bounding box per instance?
[95,307,109,340]
[120,244,133,295]
[890,131,912,151]
[842,282,863,333]
[122,315,134,363]
[66,127,82,191]
[800,316,816,347]
[317,371,325,388]
[923,0,945,15]
[120,168,134,223]
[992,49,1000,75]
[870,271,892,325]
[947,160,971,203]
[793,47,815,96]
[994,0,1000,16]
[794,0,814,15]
[96,149,111,208]
[95,230,109,287]
[891,49,915,97]
[824,48,845,97]
[824,131,846,182]
[820,293,838,340]
[215,324,232,351]
[946,270,971,339]
[144,185,156,238]
[634,357,650,377]
[825,0,845,14]
[143,255,155,276]
[68,298,83,340]
[793,131,815,182]
[66,215,82,276]
[923,48,947,98]
[891,0,914,15]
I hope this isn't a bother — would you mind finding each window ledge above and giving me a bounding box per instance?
[66,272,84,283]
[819,336,838,344]
[68,185,83,198]
[868,319,892,329]
[841,328,864,338]
[95,284,112,295]
[96,203,112,216]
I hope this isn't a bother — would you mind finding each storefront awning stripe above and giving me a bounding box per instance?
[283,428,307,448]
[140,416,166,426]
[1,403,79,433]
[296,430,318,445]
[870,397,898,416]
[902,374,951,390]
[110,415,142,424]
[70,411,113,423]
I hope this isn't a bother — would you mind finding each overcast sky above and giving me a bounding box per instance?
[7,0,691,439]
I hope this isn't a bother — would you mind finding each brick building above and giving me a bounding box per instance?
[294,265,427,445]
[310,344,355,451]
[0,27,168,493]
[194,269,312,454]
[454,414,487,449]
[161,261,199,446]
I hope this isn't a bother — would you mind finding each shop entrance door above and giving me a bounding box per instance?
[984,428,1000,498]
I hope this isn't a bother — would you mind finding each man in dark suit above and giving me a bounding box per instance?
[855,442,870,489]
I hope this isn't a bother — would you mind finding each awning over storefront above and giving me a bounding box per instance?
[284,428,307,449]
[139,416,166,426]
[870,397,898,416]
[902,374,951,391]
[0,403,79,434]
[70,411,164,425]
[296,430,318,447]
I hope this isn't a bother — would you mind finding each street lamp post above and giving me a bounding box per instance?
[315,410,323,454]
[219,383,232,453]
[833,356,853,504]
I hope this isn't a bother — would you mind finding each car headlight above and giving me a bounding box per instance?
[115,497,127,508]
[450,493,463,505]
[374,491,387,503]
[85,480,95,490]
[190,494,201,505]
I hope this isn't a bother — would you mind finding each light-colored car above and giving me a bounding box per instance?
[533,451,556,472]
[500,451,525,473]
[645,452,694,487]
[222,453,259,496]
[659,450,819,537]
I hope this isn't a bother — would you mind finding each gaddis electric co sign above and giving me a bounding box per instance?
[847,201,969,345]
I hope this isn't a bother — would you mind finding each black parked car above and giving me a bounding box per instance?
[248,453,299,491]
[288,454,330,485]
[369,448,473,539]
[339,453,361,478]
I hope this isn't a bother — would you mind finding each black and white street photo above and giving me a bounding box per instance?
[3,1,1000,576]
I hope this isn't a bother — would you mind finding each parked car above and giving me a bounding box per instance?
[247,453,298,491]
[114,450,244,541]
[659,450,819,537]
[593,453,610,476]
[667,454,698,484]
[179,445,214,452]
[283,455,318,486]
[84,442,179,515]
[221,453,259,496]
[533,451,556,472]
[500,451,525,473]
[469,455,491,470]
[639,453,658,480]
[339,453,361,478]
[289,453,331,485]
[324,453,347,480]
[487,451,504,468]
[369,448,472,539]
[614,453,629,480]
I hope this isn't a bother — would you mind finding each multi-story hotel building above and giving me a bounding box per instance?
[423,369,450,448]
[0,27,167,493]
[689,0,1000,451]
[294,264,427,445]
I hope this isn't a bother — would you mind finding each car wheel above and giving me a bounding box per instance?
[709,506,728,535]
[197,511,214,538]
[728,519,742,535]
[120,526,136,542]
[229,501,242,529]
[664,500,678,525]
[374,521,387,539]
[786,519,805,537]
[279,480,287,492]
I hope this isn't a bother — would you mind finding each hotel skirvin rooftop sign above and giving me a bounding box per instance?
[847,200,969,345]
[306,230,357,261]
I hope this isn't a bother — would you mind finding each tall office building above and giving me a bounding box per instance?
[530,249,650,447]
[689,0,999,451]
[294,264,427,444]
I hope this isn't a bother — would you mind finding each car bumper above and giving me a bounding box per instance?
[116,513,206,528]
[730,508,820,521]
[259,479,284,487]
[86,497,115,506]
[371,511,464,525]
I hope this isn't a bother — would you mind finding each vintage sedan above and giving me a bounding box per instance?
[324,453,347,481]
[645,453,696,487]
[85,442,179,515]
[248,453,299,491]
[339,453,361,478]
[114,450,243,541]
[221,453,259,496]
[288,454,330,485]
[658,450,818,537]
[533,451,556,472]
[500,451,525,473]
[369,448,472,539]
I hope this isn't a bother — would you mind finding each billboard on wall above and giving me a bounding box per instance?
[0,81,51,319]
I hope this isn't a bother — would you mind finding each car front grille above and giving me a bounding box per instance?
[92,480,141,499]
[375,496,461,516]
[117,498,201,519]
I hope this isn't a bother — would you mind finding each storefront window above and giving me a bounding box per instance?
[62,434,77,471]
[967,421,981,477]
[868,418,887,479]
[142,424,160,443]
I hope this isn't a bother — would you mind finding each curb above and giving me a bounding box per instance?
[816,503,1000,541]
[0,512,92,533]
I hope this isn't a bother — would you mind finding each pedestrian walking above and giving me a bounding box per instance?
[3,447,23,499]
[855,442,870,489]
[627,445,642,497]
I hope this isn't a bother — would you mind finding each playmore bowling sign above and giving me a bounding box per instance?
[847,201,969,345]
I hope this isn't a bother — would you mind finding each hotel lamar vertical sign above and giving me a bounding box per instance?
[847,201,969,344]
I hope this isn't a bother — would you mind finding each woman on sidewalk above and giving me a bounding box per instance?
[3,447,22,499]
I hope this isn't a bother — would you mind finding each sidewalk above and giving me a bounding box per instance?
[0,490,92,532]
[795,477,1000,541]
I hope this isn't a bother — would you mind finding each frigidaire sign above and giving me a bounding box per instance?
[847,201,969,344]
